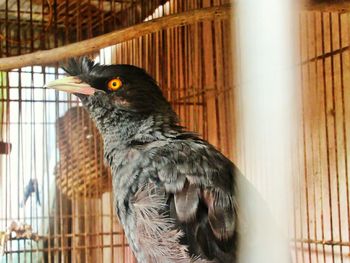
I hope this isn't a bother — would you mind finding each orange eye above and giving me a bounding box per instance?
[107,78,123,91]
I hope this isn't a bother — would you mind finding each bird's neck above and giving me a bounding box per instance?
[88,105,180,149]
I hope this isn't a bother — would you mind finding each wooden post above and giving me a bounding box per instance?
[0,141,11,155]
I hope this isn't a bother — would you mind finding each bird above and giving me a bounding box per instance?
[45,57,287,263]
[21,178,41,207]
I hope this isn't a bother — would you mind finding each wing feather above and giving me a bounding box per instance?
[146,139,238,261]
[203,188,236,240]
[174,181,200,222]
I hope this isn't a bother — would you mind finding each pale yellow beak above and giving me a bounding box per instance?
[44,76,96,95]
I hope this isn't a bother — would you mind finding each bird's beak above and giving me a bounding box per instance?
[44,76,96,95]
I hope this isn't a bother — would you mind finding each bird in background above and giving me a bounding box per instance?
[21,178,41,207]
[46,57,289,263]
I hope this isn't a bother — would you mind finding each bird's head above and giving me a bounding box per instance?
[45,57,178,134]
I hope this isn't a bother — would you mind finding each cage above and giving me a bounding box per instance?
[0,0,349,262]
[55,106,111,198]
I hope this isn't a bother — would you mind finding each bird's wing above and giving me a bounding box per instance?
[143,138,238,261]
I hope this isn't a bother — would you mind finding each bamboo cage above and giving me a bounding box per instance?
[293,10,350,263]
[55,106,111,198]
[0,0,349,263]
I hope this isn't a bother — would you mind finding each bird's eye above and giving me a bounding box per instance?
[107,78,123,91]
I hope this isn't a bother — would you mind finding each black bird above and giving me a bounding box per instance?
[21,178,41,207]
[46,57,287,262]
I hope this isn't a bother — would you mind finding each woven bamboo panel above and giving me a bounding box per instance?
[55,106,111,198]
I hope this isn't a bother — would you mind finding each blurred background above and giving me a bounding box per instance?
[0,0,349,262]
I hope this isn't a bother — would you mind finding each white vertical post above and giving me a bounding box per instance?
[234,1,297,262]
